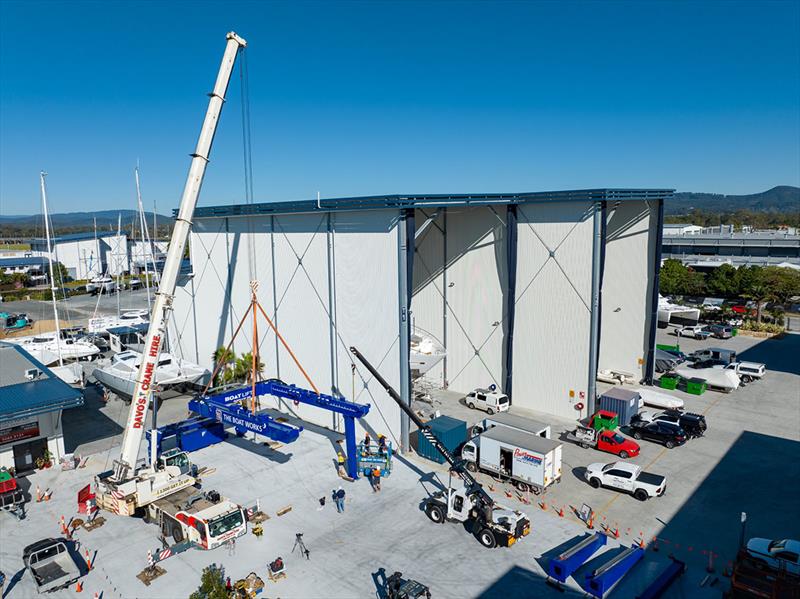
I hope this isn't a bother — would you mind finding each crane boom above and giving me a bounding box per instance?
[349,346,494,506]
[114,32,247,481]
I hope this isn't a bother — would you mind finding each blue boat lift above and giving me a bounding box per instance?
[548,532,607,584]
[187,379,370,479]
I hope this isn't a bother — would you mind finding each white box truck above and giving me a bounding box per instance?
[470,411,551,439]
[460,427,562,494]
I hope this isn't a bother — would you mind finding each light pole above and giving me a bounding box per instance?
[739,511,747,549]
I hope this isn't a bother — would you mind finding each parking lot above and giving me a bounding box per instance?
[0,329,797,598]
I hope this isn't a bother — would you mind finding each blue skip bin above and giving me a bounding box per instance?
[585,545,645,598]
[548,533,607,584]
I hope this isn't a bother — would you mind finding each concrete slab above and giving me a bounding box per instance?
[0,330,796,598]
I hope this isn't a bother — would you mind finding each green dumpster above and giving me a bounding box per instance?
[589,410,619,431]
[732,328,738,337]
[660,375,679,390]
[686,377,707,396]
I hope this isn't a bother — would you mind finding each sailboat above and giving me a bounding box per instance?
[410,326,447,379]
[27,173,97,385]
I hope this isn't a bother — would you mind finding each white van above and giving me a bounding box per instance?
[465,388,509,415]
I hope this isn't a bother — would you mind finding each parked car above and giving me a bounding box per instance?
[707,324,734,339]
[583,461,666,501]
[745,538,800,576]
[632,409,707,438]
[676,325,711,339]
[690,348,737,364]
[628,420,687,448]
[714,361,766,383]
[691,358,729,369]
[464,388,509,415]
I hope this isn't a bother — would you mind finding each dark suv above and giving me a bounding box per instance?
[629,420,687,449]
[632,409,707,438]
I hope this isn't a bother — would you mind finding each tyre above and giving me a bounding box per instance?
[633,431,643,440]
[487,408,494,415]
[580,442,590,449]
[466,461,478,473]
[634,489,649,501]
[515,481,529,493]
[619,450,629,459]
[468,402,475,410]
[477,528,497,549]
[589,477,601,489]
[425,503,444,524]
[172,523,184,543]
[741,375,752,383]
[665,440,675,449]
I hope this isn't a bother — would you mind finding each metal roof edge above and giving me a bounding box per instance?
[182,188,675,219]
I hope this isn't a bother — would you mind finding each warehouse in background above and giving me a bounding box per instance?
[170,189,671,447]
[0,343,84,473]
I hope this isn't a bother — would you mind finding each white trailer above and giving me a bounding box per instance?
[470,411,551,439]
[461,427,562,494]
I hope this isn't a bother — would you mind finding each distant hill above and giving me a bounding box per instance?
[0,210,173,238]
[667,186,799,215]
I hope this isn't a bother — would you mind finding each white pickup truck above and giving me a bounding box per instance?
[713,361,766,383]
[584,461,666,501]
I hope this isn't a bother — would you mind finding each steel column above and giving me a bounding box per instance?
[587,201,603,414]
[504,205,518,398]
[644,198,665,384]
[344,416,358,479]
[326,212,341,430]
[397,210,412,453]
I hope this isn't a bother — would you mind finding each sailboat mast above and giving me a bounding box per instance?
[116,213,122,319]
[135,165,152,312]
[39,171,63,367]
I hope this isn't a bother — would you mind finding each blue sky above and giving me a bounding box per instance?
[1,0,798,215]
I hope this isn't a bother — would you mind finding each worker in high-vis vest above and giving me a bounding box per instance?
[337,452,346,476]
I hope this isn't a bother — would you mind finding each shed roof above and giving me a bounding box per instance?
[0,343,84,422]
[187,189,674,219]
[0,256,49,268]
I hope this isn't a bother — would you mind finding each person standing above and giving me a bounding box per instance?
[335,486,346,512]
[371,467,382,492]
[337,452,346,477]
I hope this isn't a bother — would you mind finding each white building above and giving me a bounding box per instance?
[29,232,129,280]
[0,343,83,472]
[170,189,671,448]
[663,223,703,235]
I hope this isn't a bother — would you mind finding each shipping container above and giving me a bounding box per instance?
[461,427,562,493]
[599,387,640,426]
[416,415,467,464]
[470,410,551,439]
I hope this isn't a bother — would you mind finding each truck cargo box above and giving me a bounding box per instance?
[476,427,562,491]
[472,411,551,439]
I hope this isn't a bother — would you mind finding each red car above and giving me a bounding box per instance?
[567,426,641,459]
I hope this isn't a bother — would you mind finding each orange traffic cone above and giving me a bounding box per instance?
[36,485,42,502]
[75,580,83,593]
[60,515,67,534]
[85,548,92,570]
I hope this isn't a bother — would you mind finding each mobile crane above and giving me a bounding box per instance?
[349,347,530,548]
[95,32,248,517]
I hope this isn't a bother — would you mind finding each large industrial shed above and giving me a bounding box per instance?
[170,189,671,449]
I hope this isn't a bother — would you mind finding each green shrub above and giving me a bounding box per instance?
[740,320,783,334]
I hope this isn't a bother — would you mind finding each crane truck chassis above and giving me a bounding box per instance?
[350,346,530,548]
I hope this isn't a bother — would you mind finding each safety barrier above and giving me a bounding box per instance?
[635,557,686,599]
[548,532,607,584]
[585,545,644,598]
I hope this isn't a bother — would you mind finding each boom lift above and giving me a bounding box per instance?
[95,32,247,515]
[349,347,530,548]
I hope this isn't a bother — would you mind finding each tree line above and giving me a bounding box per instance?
[660,260,800,304]
[664,209,800,229]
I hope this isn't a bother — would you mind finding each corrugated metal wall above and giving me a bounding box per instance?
[412,206,507,394]
[170,209,402,443]
[513,201,595,418]
[599,200,659,378]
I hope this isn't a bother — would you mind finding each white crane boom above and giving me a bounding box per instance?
[114,32,247,481]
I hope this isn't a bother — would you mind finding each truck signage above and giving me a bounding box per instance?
[513,448,542,466]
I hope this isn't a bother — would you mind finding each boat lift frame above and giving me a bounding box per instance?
[190,380,369,479]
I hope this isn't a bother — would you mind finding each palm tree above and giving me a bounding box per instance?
[742,283,776,324]
[212,347,235,386]
[233,352,265,384]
